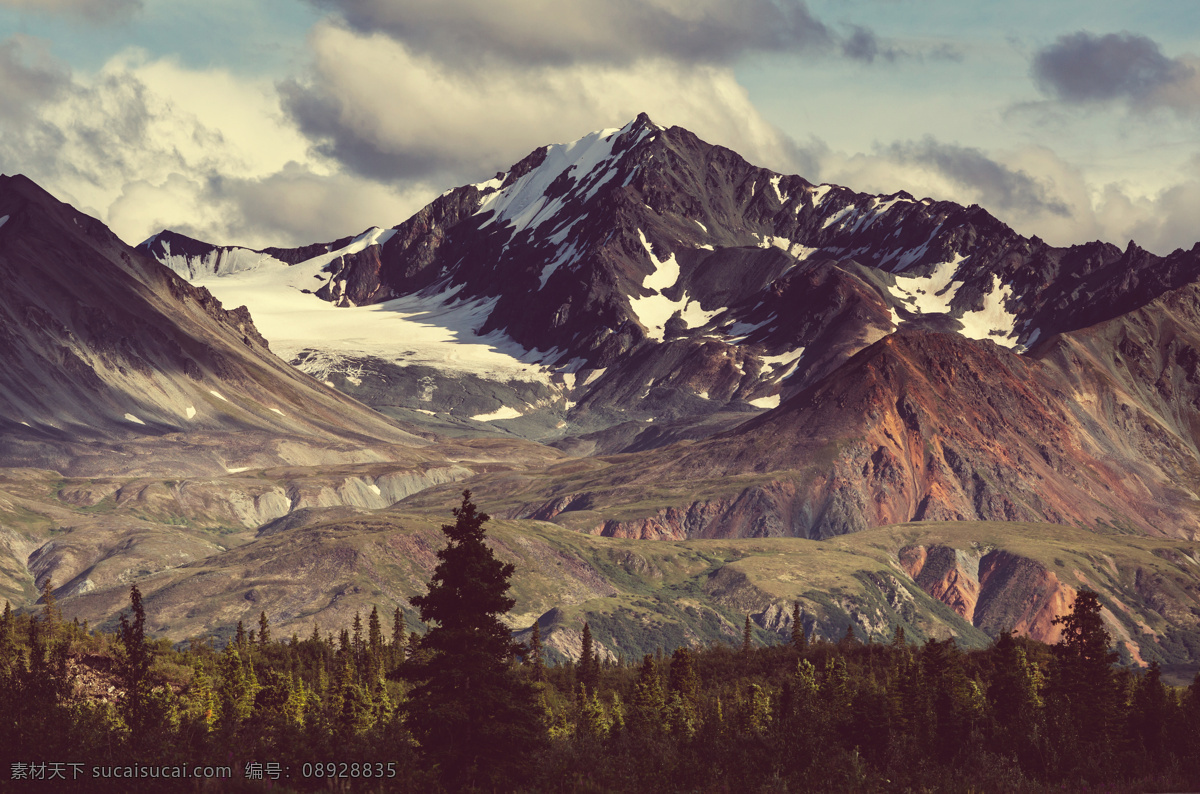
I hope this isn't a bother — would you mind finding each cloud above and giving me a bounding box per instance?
[108,166,434,248]
[841,26,898,63]
[304,0,834,67]
[884,138,1070,217]
[0,0,141,23]
[1032,31,1200,113]
[280,22,803,187]
[0,39,387,248]
[804,136,1200,256]
[0,35,72,122]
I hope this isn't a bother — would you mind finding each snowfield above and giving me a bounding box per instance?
[189,228,553,384]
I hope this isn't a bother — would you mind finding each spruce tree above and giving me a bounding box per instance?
[579,621,599,695]
[791,602,807,652]
[366,605,384,682]
[368,606,383,655]
[391,607,407,667]
[352,611,364,660]
[839,624,858,649]
[1049,589,1119,768]
[405,490,544,790]
[668,646,700,736]
[258,611,270,646]
[742,615,753,653]
[40,578,61,638]
[987,631,1042,762]
[528,620,545,682]
[0,601,15,671]
[118,584,154,749]
[629,654,667,737]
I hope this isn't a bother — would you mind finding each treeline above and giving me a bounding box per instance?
[0,497,1198,792]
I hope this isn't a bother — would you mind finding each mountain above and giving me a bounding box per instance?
[0,175,452,477]
[146,115,1200,450]
[146,115,1200,537]
[8,112,1200,667]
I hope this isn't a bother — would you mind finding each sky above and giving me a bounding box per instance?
[1,0,1198,256]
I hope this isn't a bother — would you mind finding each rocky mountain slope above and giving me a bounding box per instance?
[8,458,1199,667]
[0,174,440,477]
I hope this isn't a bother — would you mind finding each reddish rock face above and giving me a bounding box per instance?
[611,321,1200,539]
[900,545,982,623]
[900,544,1077,643]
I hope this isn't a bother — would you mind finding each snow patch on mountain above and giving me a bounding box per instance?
[769,176,786,204]
[471,406,524,422]
[679,300,722,329]
[0,215,9,230]
[761,348,806,380]
[958,275,1018,347]
[889,255,965,315]
[630,230,724,340]
[193,252,552,383]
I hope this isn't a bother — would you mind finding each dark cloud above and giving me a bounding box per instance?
[277,78,466,182]
[839,25,961,64]
[841,26,898,63]
[0,36,72,123]
[0,0,142,23]
[1032,31,1194,105]
[304,0,835,66]
[886,137,1071,217]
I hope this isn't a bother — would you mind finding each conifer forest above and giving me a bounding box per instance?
[2,493,1199,793]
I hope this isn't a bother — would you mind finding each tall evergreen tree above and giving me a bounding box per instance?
[40,578,61,637]
[216,643,254,734]
[368,606,383,655]
[405,491,544,790]
[118,584,154,749]
[668,646,700,736]
[352,611,364,660]
[579,622,599,695]
[629,654,668,737]
[0,600,15,671]
[986,631,1042,763]
[742,615,753,653]
[257,611,270,646]
[528,620,546,682]
[1048,588,1119,770]
[791,602,807,652]
[391,607,407,667]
